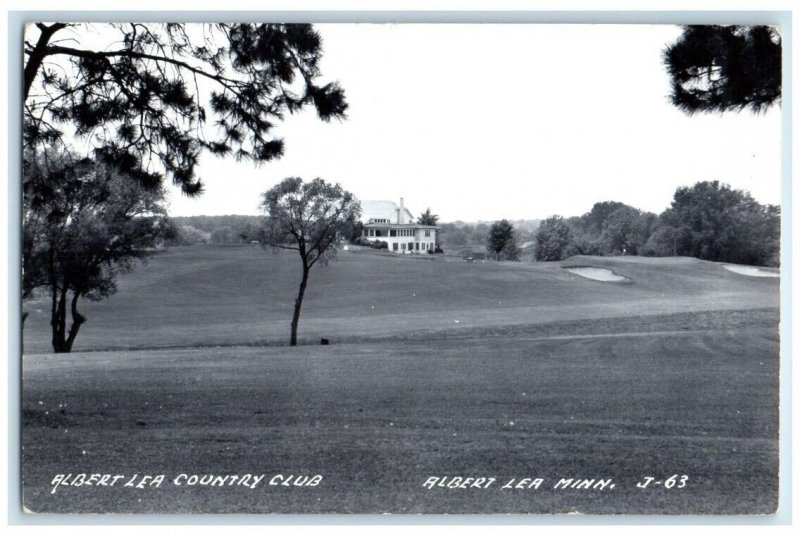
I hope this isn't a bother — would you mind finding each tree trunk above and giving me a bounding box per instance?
[290,266,310,347]
[50,287,85,353]
[51,286,68,353]
[64,291,86,352]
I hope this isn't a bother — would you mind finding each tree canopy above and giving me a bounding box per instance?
[659,180,780,266]
[598,206,656,256]
[663,25,781,114]
[579,201,630,236]
[260,177,361,346]
[24,23,348,195]
[23,150,169,352]
[486,219,520,261]
[417,208,439,226]
[534,216,573,261]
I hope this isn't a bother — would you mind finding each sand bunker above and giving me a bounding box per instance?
[566,267,629,282]
[724,265,779,278]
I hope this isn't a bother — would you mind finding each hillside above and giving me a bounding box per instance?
[21,245,780,514]
[22,245,779,354]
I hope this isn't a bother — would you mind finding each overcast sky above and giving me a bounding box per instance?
[157,24,781,221]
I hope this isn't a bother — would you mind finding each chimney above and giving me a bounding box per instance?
[398,197,405,224]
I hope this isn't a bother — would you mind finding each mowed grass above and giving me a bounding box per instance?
[20,246,780,514]
[22,245,779,353]
[22,323,778,514]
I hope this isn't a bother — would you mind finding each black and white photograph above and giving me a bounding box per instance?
[15,14,786,517]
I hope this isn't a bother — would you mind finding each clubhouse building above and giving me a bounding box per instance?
[360,198,438,253]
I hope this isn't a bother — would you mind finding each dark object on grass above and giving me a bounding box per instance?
[320,338,330,345]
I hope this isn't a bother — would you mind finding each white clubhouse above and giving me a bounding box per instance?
[360,198,438,253]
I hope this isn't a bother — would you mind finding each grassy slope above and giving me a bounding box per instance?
[22,246,779,353]
[20,246,780,514]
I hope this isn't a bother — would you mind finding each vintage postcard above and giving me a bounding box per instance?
[19,20,783,515]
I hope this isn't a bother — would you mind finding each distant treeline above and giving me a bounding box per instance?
[166,215,263,245]
[436,181,779,267]
[167,181,779,267]
[166,214,363,246]
[534,181,781,266]
[437,220,541,252]
[532,181,779,267]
